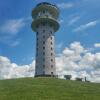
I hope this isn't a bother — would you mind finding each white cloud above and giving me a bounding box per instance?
[0,56,35,79]
[73,20,99,32]
[78,53,95,69]
[56,42,63,49]
[56,42,100,82]
[59,19,64,24]
[10,40,20,47]
[57,3,74,9]
[0,17,31,46]
[90,70,100,83]
[0,37,21,47]
[0,42,100,82]
[0,18,26,34]
[70,42,86,53]
[63,48,74,56]
[56,42,64,54]
[68,16,80,26]
[94,43,100,48]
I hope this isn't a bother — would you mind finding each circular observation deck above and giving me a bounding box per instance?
[32,2,59,19]
[31,17,59,32]
[31,2,59,32]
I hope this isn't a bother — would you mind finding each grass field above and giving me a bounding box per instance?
[0,77,100,100]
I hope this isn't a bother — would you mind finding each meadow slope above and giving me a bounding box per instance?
[0,77,100,100]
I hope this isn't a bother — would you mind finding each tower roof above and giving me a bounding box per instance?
[36,2,59,10]
[32,2,59,19]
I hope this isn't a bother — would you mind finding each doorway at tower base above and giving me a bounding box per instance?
[34,74,58,78]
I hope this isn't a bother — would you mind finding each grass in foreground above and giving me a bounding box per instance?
[0,77,100,100]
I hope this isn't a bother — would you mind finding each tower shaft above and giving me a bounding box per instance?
[31,2,59,77]
[35,23,55,76]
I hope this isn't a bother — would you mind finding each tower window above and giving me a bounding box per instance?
[51,47,53,50]
[43,71,45,75]
[50,24,52,27]
[51,72,53,75]
[51,59,53,62]
[37,32,38,35]
[51,42,53,45]
[51,37,52,40]
[43,52,45,55]
[51,53,53,56]
[43,46,45,49]
[36,52,38,56]
[43,65,45,68]
[37,39,38,43]
[51,65,53,68]
[43,58,45,61]
[36,25,39,28]
[37,42,38,46]
[42,22,45,26]
[36,49,38,56]
[43,35,45,39]
[50,31,52,34]
[43,10,45,13]
[43,30,45,33]
[43,41,45,44]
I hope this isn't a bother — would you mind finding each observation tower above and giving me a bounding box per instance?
[31,2,59,77]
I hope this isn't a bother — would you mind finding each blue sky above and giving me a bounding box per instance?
[0,0,100,81]
[0,0,100,65]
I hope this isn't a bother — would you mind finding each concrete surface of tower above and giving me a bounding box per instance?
[31,2,59,77]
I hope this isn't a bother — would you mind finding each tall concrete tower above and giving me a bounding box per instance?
[31,2,59,77]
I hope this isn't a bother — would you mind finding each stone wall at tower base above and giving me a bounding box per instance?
[34,74,58,78]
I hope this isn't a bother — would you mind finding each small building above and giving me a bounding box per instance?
[76,77,83,81]
[64,75,72,80]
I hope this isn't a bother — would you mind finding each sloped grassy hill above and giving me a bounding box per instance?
[0,77,100,100]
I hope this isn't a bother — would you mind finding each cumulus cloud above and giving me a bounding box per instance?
[56,41,100,82]
[73,20,99,32]
[0,56,35,79]
[56,42,86,74]
[0,17,31,47]
[89,70,100,82]
[0,18,26,34]
[56,42,64,51]
[57,3,74,9]
[94,43,100,48]
[0,42,100,82]
[59,19,64,24]
[68,16,80,26]
[10,40,21,47]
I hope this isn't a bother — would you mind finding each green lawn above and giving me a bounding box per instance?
[0,77,100,100]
